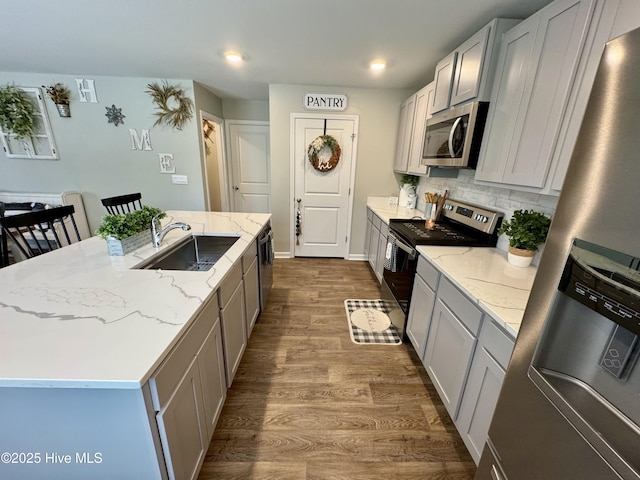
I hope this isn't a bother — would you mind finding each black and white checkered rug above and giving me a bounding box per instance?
[344,299,402,345]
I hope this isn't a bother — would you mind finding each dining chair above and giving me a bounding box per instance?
[0,205,81,260]
[101,193,142,215]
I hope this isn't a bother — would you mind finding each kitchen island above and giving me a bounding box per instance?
[0,210,271,480]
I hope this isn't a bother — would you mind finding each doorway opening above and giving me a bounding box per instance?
[200,111,228,211]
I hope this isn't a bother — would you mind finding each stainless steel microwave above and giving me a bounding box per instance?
[421,101,489,168]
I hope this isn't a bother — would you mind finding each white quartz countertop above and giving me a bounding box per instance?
[417,246,537,338]
[367,196,424,223]
[0,211,271,389]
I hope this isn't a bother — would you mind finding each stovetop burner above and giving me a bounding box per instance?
[402,221,471,241]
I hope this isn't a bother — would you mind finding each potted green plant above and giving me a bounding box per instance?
[43,83,72,117]
[96,205,165,256]
[498,209,552,267]
[400,174,419,187]
[399,174,419,209]
[0,84,35,140]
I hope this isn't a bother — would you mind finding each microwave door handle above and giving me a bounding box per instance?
[448,117,462,157]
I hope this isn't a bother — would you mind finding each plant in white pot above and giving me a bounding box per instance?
[96,206,164,256]
[498,209,552,267]
[399,174,419,209]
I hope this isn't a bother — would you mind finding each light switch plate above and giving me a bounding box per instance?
[171,174,188,185]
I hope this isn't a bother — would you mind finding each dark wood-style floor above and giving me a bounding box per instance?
[198,258,476,480]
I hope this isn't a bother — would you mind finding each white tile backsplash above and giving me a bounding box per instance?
[414,170,559,264]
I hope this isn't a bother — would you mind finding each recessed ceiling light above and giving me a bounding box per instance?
[224,52,243,63]
[370,61,386,71]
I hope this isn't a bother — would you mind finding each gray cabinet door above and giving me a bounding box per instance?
[374,222,388,283]
[197,321,227,440]
[407,82,434,175]
[450,25,491,106]
[424,299,477,419]
[367,220,379,272]
[220,277,246,387]
[455,344,506,464]
[393,94,416,172]
[456,318,514,464]
[406,273,436,359]
[476,0,596,188]
[156,358,207,480]
[431,51,458,114]
[475,16,538,183]
[503,0,596,187]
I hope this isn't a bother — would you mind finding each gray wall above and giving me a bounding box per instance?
[222,99,269,121]
[0,73,224,232]
[268,83,411,256]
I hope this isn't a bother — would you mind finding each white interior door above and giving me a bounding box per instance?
[293,115,358,258]
[227,122,271,213]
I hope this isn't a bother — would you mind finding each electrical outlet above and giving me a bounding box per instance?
[171,174,188,185]
[388,196,398,206]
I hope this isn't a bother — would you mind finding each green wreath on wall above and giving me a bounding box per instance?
[307,134,341,172]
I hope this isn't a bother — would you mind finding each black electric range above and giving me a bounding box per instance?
[382,198,503,340]
[388,198,503,248]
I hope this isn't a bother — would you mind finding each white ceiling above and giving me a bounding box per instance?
[0,0,553,101]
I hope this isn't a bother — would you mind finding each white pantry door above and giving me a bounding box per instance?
[227,122,271,213]
[293,115,358,258]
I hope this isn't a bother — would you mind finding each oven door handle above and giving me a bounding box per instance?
[388,232,417,259]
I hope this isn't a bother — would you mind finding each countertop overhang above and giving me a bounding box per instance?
[0,211,271,389]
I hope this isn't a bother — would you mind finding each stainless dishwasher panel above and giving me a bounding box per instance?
[257,223,273,310]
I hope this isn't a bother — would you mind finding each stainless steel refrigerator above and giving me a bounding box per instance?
[475,26,640,480]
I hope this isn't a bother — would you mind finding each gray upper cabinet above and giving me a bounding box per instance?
[431,51,458,114]
[393,93,416,173]
[431,19,520,115]
[449,26,491,106]
[406,82,435,175]
[475,0,620,194]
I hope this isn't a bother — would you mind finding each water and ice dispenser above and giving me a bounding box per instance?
[530,239,640,479]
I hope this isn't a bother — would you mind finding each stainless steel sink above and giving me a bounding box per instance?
[135,234,240,271]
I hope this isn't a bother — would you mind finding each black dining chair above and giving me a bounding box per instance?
[101,193,142,215]
[0,205,81,260]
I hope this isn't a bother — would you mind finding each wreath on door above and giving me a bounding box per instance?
[308,134,341,172]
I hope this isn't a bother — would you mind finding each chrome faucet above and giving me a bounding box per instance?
[151,214,191,247]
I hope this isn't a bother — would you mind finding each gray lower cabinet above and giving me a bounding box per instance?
[423,277,482,419]
[456,318,514,464]
[242,240,260,337]
[365,208,388,284]
[150,294,226,480]
[218,262,247,387]
[406,256,439,358]
[156,358,206,480]
[413,255,516,465]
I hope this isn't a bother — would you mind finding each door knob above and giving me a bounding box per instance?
[233,186,239,191]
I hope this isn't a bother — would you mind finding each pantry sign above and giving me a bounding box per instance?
[304,93,348,111]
